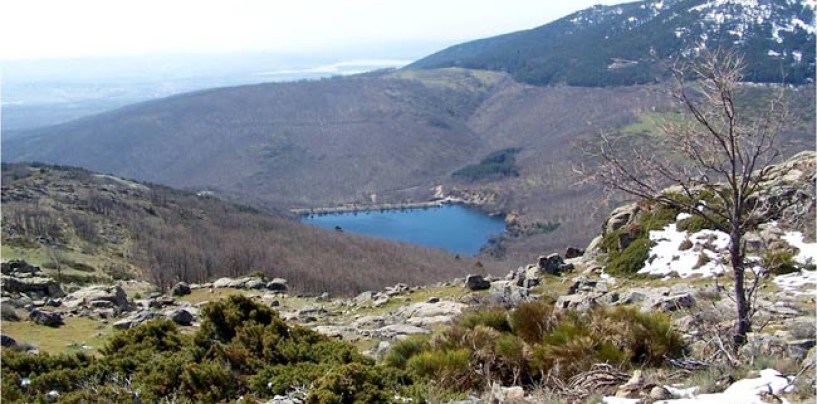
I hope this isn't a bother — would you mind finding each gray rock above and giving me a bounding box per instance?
[166,309,194,326]
[114,311,162,329]
[246,279,267,290]
[267,278,288,292]
[1,302,20,321]
[654,293,696,312]
[1,334,17,348]
[786,317,817,340]
[556,293,601,311]
[212,277,233,288]
[565,247,585,259]
[2,275,65,298]
[170,282,191,296]
[394,301,465,319]
[29,309,63,327]
[89,300,114,309]
[66,285,131,311]
[375,324,430,339]
[465,274,490,291]
[605,203,639,234]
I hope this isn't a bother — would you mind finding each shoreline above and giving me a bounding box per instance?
[291,197,467,216]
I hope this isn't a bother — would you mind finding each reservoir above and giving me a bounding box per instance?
[301,204,506,255]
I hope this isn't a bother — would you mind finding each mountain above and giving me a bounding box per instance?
[408,0,816,86]
[0,163,484,295]
[3,68,814,264]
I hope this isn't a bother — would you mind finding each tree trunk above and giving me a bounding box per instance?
[730,232,750,348]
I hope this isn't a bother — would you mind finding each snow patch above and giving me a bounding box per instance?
[638,214,730,278]
[603,368,796,404]
[782,231,817,265]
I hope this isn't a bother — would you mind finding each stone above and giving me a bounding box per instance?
[170,282,191,296]
[538,253,573,275]
[212,277,233,288]
[654,293,695,312]
[166,309,194,326]
[353,316,387,328]
[465,274,490,291]
[267,278,288,292]
[605,203,639,234]
[1,302,20,321]
[565,247,585,259]
[2,275,65,298]
[375,324,430,339]
[394,301,465,319]
[649,386,672,400]
[1,334,17,347]
[89,300,114,309]
[29,309,63,327]
[245,279,267,290]
[426,296,440,304]
[114,311,162,329]
[66,285,131,311]
[556,293,601,311]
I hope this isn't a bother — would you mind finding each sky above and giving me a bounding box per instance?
[1,0,627,61]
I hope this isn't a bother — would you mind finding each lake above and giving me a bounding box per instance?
[301,204,506,255]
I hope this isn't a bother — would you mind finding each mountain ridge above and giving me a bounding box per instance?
[408,0,816,86]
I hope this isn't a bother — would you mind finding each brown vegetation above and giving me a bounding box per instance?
[1,164,486,295]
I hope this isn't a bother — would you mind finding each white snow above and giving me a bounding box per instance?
[638,213,731,278]
[792,50,803,62]
[781,231,817,265]
[603,369,796,404]
[768,49,781,57]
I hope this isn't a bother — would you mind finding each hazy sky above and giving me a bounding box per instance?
[2,0,627,61]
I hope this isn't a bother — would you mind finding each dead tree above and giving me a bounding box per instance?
[586,48,788,349]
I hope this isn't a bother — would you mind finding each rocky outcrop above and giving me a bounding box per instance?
[29,309,63,327]
[64,285,131,312]
[1,261,65,299]
[465,274,490,291]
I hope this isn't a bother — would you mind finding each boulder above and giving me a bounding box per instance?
[212,277,233,288]
[1,334,17,348]
[169,282,191,296]
[395,301,465,319]
[1,302,20,321]
[245,278,267,290]
[66,285,130,311]
[465,274,490,291]
[538,253,573,275]
[267,278,288,292]
[2,275,64,298]
[565,247,585,259]
[165,309,194,326]
[556,293,601,311]
[29,309,63,327]
[653,293,696,312]
[605,203,639,235]
[113,311,162,329]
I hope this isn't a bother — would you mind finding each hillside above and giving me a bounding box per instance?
[1,153,815,403]
[0,163,488,295]
[409,0,816,86]
[5,67,814,264]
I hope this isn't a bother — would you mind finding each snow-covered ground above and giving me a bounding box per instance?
[603,368,797,404]
[638,213,730,278]
[637,215,817,294]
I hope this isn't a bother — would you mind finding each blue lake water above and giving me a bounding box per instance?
[301,204,506,255]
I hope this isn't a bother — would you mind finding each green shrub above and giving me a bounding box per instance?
[407,349,474,391]
[763,249,799,275]
[197,294,279,344]
[384,335,430,369]
[307,363,397,404]
[458,308,511,333]
[180,361,239,403]
[509,301,558,344]
[606,238,652,274]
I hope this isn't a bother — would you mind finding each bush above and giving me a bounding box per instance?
[458,308,511,333]
[407,349,474,391]
[384,335,430,369]
[763,249,799,275]
[509,301,557,344]
[606,238,652,274]
[307,363,398,404]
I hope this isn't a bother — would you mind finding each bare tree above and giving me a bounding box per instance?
[586,48,788,348]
